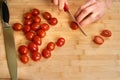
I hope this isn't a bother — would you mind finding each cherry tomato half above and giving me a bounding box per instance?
[20,55,29,64]
[32,35,42,45]
[70,21,78,30]
[40,23,50,31]
[31,8,40,16]
[48,17,58,25]
[31,51,41,61]
[42,49,51,59]
[37,29,46,38]
[28,42,38,52]
[42,12,52,20]
[13,23,23,31]
[47,42,55,51]
[18,45,29,55]
[56,37,65,47]
[93,35,104,45]
[100,29,112,37]
[25,31,35,41]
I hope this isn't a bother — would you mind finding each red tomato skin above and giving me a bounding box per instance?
[93,35,104,45]
[32,35,42,45]
[42,12,52,20]
[28,42,38,52]
[33,16,41,23]
[42,49,51,59]
[24,19,33,25]
[70,21,78,30]
[100,29,112,37]
[13,23,23,31]
[25,31,35,41]
[24,12,32,19]
[56,37,65,47]
[48,17,58,25]
[47,42,55,51]
[18,45,29,55]
[31,8,40,16]
[37,29,46,38]
[23,25,31,33]
[31,51,41,61]
[31,23,40,31]
[40,23,50,31]
[20,55,29,64]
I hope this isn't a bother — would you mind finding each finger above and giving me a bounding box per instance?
[58,0,66,10]
[53,0,58,5]
[76,5,96,23]
[80,13,99,26]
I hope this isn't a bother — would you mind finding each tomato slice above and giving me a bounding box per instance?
[100,29,112,37]
[93,35,104,45]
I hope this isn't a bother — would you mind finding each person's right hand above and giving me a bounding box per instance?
[52,0,68,10]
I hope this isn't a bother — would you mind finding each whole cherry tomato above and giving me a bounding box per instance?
[70,21,78,30]
[48,17,58,25]
[23,25,31,33]
[28,42,38,52]
[33,16,41,23]
[56,37,65,47]
[31,23,40,31]
[42,49,51,59]
[100,29,112,37]
[25,31,35,41]
[37,29,46,38]
[93,35,104,45]
[47,42,55,51]
[40,23,50,31]
[13,23,23,31]
[32,35,42,45]
[24,12,32,19]
[24,19,33,25]
[20,55,29,64]
[18,45,29,55]
[31,51,41,61]
[42,12,52,20]
[31,8,40,16]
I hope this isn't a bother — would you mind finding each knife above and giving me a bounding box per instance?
[64,3,87,36]
[1,1,17,80]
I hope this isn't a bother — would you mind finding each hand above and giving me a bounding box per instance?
[52,0,68,10]
[74,0,112,27]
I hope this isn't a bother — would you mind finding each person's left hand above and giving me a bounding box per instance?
[74,0,108,27]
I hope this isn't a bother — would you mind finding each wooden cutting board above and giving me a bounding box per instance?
[0,0,120,80]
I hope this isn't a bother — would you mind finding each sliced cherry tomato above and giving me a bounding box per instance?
[70,21,78,30]
[47,42,55,51]
[31,51,41,61]
[32,35,42,45]
[13,23,23,31]
[23,25,31,33]
[37,29,46,38]
[93,35,104,45]
[42,49,51,59]
[24,12,32,19]
[18,45,29,55]
[28,42,38,52]
[33,16,41,23]
[56,37,65,47]
[40,23,50,31]
[31,23,40,31]
[42,12,52,20]
[24,19,33,25]
[48,17,58,25]
[25,31,35,41]
[100,29,112,37]
[20,55,29,64]
[31,8,40,16]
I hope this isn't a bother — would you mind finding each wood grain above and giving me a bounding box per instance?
[0,0,120,80]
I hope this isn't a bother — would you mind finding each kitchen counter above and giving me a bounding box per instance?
[0,0,120,80]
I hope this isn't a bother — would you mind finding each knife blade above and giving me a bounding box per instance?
[64,3,87,36]
[1,1,17,80]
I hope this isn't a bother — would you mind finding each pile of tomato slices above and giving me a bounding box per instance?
[12,8,65,64]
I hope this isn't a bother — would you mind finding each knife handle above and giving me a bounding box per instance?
[64,3,69,12]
